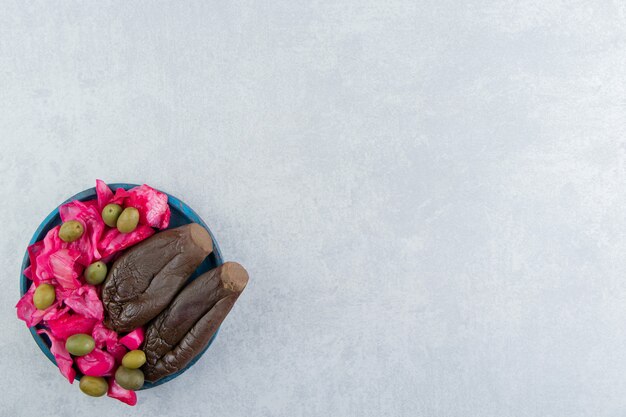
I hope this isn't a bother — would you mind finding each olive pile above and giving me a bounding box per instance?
[77,350,147,396]
[102,204,139,233]
[73,345,148,396]
[58,204,139,246]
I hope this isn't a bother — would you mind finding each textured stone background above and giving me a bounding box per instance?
[2,1,626,416]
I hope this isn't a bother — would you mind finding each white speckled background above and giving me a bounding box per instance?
[1,1,626,416]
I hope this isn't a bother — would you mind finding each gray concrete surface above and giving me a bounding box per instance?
[1,1,626,416]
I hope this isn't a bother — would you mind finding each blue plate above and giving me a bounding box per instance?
[19,183,224,389]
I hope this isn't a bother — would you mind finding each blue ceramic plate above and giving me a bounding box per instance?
[19,183,223,389]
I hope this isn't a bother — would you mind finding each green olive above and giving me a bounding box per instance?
[85,261,107,285]
[59,220,84,242]
[102,203,123,228]
[115,366,144,390]
[121,350,146,369]
[65,334,95,356]
[79,376,108,397]
[33,283,56,310]
[116,207,139,233]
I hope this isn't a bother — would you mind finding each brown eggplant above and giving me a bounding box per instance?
[142,262,248,382]
[102,223,213,332]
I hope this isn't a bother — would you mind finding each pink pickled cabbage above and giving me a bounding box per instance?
[37,328,76,383]
[55,286,75,303]
[92,322,119,350]
[119,328,145,350]
[97,180,130,208]
[48,248,82,289]
[32,227,64,284]
[23,265,33,280]
[107,378,137,406]
[91,322,127,364]
[108,342,128,364]
[110,187,130,205]
[96,179,114,210]
[98,225,155,258]
[47,313,98,340]
[126,184,171,228]
[45,305,71,321]
[76,348,116,376]
[26,241,45,284]
[59,199,106,265]
[62,285,103,321]
[29,227,83,288]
